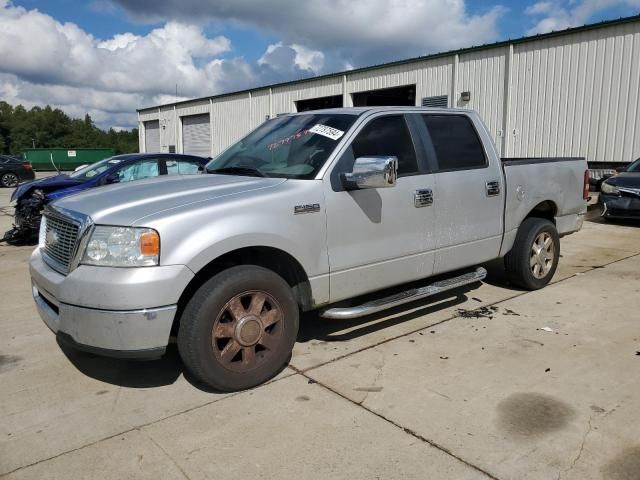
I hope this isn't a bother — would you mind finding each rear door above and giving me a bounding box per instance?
[420,114,504,274]
[325,113,436,302]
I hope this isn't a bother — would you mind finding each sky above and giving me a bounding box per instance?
[1,0,639,130]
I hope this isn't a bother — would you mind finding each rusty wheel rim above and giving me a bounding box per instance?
[211,290,283,372]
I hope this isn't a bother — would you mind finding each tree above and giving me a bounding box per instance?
[0,102,138,155]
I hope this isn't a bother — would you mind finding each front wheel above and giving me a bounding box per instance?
[504,217,560,290]
[1,172,19,188]
[178,265,299,392]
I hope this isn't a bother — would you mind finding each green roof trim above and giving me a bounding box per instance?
[138,14,640,113]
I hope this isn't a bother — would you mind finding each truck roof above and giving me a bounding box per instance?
[287,106,474,116]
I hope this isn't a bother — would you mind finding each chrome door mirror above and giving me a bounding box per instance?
[342,156,398,190]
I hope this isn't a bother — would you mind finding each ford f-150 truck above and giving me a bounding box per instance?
[29,107,589,391]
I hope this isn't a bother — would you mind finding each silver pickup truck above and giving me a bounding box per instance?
[29,107,588,391]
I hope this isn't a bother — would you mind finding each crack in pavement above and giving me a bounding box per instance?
[140,428,192,480]
[290,365,502,480]
[557,415,595,480]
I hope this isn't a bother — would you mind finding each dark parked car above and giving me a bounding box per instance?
[0,155,35,187]
[3,153,208,244]
[598,157,640,220]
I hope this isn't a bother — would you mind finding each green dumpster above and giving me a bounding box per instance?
[22,148,115,171]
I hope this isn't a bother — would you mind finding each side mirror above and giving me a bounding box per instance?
[341,156,398,190]
[615,165,627,173]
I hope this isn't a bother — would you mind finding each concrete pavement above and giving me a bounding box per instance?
[1,184,639,479]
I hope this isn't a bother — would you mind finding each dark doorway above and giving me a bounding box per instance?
[296,95,343,112]
[352,85,416,107]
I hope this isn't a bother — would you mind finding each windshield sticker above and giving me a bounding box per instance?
[309,124,344,141]
[267,129,310,151]
[107,159,122,164]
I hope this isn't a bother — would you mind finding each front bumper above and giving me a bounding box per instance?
[599,193,640,219]
[30,248,194,358]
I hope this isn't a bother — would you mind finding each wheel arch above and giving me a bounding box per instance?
[172,246,312,335]
[524,200,558,224]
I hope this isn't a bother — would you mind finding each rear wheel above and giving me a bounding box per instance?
[504,217,560,290]
[178,265,299,391]
[1,172,19,188]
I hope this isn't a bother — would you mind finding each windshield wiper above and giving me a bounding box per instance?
[207,166,267,178]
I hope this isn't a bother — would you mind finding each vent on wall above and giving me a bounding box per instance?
[421,95,449,108]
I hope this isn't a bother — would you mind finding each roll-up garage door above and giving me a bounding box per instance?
[182,114,211,156]
[144,120,160,152]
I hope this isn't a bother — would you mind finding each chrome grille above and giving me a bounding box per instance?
[43,213,80,272]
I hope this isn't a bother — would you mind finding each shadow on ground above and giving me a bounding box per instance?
[58,264,522,391]
[59,341,291,393]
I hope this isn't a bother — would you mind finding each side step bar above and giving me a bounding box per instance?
[320,267,487,320]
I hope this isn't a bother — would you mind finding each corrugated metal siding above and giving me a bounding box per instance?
[457,47,506,154]
[250,89,271,128]
[272,77,343,115]
[509,23,640,163]
[210,94,252,155]
[176,99,210,116]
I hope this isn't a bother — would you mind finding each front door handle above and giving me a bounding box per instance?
[414,189,433,208]
[486,181,501,196]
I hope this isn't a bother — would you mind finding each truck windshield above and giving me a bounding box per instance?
[206,114,357,179]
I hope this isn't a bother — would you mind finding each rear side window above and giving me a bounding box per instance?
[351,115,419,176]
[422,115,486,171]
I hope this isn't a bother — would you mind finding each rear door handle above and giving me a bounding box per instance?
[414,189,433,208]
[486,181,501,196]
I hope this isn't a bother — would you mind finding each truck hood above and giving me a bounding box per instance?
[50,174,287,226]
[11,174,84,202]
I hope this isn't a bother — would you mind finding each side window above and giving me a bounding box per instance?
[165,159,202,175]
[351,115,419,176]
[178,160,201,175]
[117,159,159,183]
[422,115,486,171]
[165,159,179,175]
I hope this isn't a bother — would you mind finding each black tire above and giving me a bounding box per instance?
[1,172,19,188]
[504,217,560,290]
[178,265,299,392]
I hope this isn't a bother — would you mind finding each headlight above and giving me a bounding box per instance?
[81,226,160,267]
[38,216,47,248]
[600,181,619,195]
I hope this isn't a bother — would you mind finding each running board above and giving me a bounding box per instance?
[320,267,487,320]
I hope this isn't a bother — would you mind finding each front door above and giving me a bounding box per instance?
[324,114,437,303]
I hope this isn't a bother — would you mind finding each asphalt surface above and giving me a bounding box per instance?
[1,182,639,480]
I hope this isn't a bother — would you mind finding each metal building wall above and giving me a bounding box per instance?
[456,47,507,155]
[175,99,211,153]
[210,94,253,156]
[137,18,640,165]
[508,22,640,164]
[272,77,343,115]
[347,57,452,108]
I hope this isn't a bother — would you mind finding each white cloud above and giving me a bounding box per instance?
[258,43,325,73]
[0,0,507,129]
[526,0,640,34]
[112,0,506,66]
